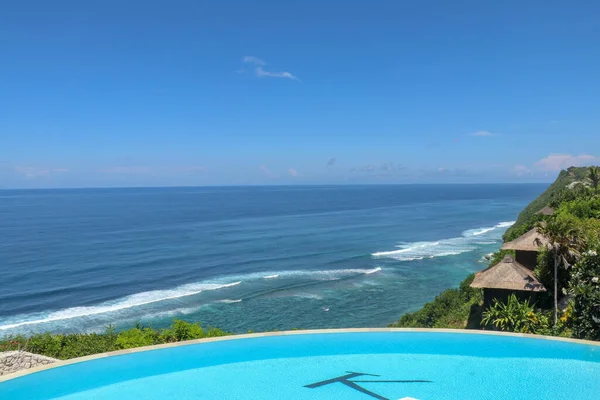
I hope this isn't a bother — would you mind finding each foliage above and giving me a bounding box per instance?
[0,320,230,359]
[115,327,158,349]
[503,166,593,241]
[558,197,600,219]
[589,166,600,191]
[481,294,548,334]
[389,274,481,329]
[569,251,600,340]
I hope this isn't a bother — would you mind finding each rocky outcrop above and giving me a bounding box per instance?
[0,351,57,376]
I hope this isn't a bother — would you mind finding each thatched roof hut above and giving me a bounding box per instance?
[471,255,546,292]
[501,228,549,252]
[536,206,555,216]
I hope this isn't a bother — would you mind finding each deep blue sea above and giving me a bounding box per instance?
[0,184,546,336]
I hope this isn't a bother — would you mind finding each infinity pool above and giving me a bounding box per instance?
[1,330,599,400]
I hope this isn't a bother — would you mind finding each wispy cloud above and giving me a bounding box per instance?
[101,166,205,174]
[243,56,266,66]
[241,56,300,81]
[259,165,274,177]
[471,131,494,137]
[13,166,69,178]
[534,154,597,171]
[512,164,532,176]
[288,168,298,177]
[351,164,375,172]
[255,66,300,81]
[327,157,336,166]
[350,162,404,174]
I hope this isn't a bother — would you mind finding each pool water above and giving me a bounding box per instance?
[1,331,599,400]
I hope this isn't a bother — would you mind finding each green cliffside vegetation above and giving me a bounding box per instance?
[391,166,600,341]
[503,166,593,242]
[0,320,230,360]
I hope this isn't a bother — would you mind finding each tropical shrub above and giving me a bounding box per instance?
[569,251,600,340]
[0,320,230,359]
[115,327,159,349]
[481,294,549,334]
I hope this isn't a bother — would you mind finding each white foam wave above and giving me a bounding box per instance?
[0,266,383,333]
[0,281,241,331]
[496,221,516,228]
[216,299,242,304]
[372,221,514,262]
[467,227,496,236]
[228,267,382,282]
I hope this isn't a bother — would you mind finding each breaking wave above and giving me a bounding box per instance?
[0,281,242,332]
[0,267,381,333]
[372,221,514,261]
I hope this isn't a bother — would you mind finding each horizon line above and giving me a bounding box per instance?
[0,182,552,191]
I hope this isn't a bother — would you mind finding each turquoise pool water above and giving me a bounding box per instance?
[1,331,599,400]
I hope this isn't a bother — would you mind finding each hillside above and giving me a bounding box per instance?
[503,166,592,241]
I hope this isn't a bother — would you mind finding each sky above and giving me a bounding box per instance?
[1,0,599,188]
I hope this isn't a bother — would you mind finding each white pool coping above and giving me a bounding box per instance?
[1,328,599,383]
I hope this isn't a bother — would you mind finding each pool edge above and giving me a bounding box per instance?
[1,328,598,383]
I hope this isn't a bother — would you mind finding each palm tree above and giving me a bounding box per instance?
[589,166,600,191]
[535,217,585,325]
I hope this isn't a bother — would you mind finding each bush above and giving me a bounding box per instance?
[569,251,600,340]
[0,320,230,360]
[115,328,158,350]
[481,294,549,334]
[390,274,481,329]
[172,320,205,341]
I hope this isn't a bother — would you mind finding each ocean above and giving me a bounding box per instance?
[0,184,546,336]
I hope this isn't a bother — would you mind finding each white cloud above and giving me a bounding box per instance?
[471,131,494,137]
[241,56,300,81]
[256,66,300,81]
[288,168,298,177]
[13,166,69,178]
[243,56,266,66]
[534,154,597,171]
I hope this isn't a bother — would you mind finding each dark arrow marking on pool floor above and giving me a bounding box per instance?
[305,371,432,400]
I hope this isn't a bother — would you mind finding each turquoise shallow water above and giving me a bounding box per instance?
[2,332,599,400]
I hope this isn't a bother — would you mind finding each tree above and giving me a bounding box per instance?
[536,216,586,325]
[589,166,600,191]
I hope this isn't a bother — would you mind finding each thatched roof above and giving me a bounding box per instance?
[536,206,554,216]
[471,255,546,292]
[501,228,549,251]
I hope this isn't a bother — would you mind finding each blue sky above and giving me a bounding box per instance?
[1,0,599,188]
